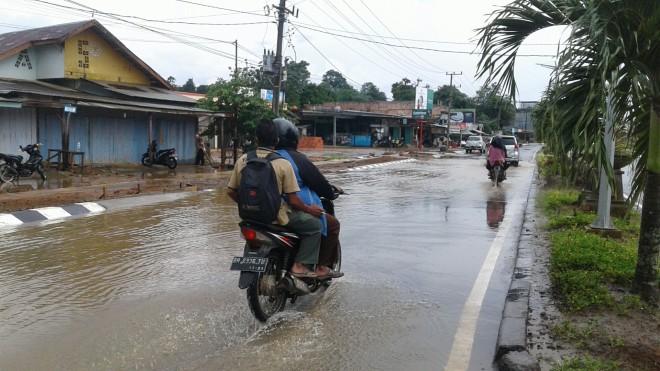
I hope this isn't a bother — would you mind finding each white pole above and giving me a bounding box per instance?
[591,91,615,229]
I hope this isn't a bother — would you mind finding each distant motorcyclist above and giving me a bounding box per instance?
[486,136,509,174]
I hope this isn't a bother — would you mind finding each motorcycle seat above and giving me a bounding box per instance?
[239,220,300,237]
[4,154,23,163]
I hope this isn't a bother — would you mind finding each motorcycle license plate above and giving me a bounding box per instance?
[230,257,268,272]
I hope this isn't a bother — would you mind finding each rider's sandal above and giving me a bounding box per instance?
[317,269,344,279]
[290,269,318,278]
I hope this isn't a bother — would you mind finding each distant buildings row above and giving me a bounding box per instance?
[0,20,535,166]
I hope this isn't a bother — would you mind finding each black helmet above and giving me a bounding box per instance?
[273,118,299,150]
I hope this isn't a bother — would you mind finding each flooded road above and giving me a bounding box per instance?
[0,146,539,370]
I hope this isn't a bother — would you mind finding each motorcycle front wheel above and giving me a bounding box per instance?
[247,251,287,322]
[36,163,46,180]
[166,157,177,170]
[0,165,17,183]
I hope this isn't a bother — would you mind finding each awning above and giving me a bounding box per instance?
[76,101,226,117]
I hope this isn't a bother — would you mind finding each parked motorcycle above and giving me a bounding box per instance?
[0,143,47,182]
[230,188,343,322]
[141,140,177,169]
[488,160,507,186]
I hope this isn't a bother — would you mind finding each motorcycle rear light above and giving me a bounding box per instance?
[242,227,257,240]
[240,227,271,248]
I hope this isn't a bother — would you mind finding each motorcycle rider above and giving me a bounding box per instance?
[227,119,325,278]
[273,118,344,279]
[486,135,509,177]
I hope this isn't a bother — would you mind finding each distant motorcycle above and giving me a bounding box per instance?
[141,141,177,169]
[0,143,47,182]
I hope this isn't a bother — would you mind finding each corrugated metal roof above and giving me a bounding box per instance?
[87,80,195,104]
[0,78,224,117]
[302,109,405,119]
[0,20,171,89]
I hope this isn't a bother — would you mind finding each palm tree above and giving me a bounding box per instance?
[475,0,659,304]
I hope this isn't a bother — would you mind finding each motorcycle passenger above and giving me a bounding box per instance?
[486,135,509,175]
[273,118,344,279]
[227,119,325,278]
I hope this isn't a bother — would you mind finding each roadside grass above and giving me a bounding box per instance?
[535,151,658,369]
[538,189,641,311]
[538,186,658,369]
[551,356,620,371]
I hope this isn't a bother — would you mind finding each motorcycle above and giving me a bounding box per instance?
[141,140,177,169]
[0,143,47,182]
[230,188,344,322]
[488,160,507,186]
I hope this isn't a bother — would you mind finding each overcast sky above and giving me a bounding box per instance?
[0,0,567,102]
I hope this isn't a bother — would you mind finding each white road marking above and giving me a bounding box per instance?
[0,213,23,227]
[35,206,71,219]
[77,202,106,213]
[346,158,416,171]
[445,199,522,370]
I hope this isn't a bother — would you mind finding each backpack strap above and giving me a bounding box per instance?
[265,151,282,161]
[247,150,257,160]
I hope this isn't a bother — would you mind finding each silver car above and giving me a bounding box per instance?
[487,135,519,167]
[499,135,519,167]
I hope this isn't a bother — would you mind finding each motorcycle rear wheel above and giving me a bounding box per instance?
[166,157,177,170]
[247,251,287,322]
[0,165,16,183]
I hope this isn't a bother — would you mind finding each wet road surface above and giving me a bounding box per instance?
[0,145,539,370]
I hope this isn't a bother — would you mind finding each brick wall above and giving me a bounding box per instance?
[298,136,324,150]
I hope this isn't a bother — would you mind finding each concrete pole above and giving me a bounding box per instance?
[591,91,615,229]
[333,115,337,147]
[271,0,286,116]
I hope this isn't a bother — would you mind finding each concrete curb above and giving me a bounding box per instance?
[495,166,542,371]
[0,202,105,227]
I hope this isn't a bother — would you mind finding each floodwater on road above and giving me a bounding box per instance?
[0,149,537,370]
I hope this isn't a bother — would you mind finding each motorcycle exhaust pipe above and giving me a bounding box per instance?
[279,275,310,296]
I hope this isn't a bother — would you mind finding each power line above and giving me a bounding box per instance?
[290,23,362,88]
[292,23,557,58]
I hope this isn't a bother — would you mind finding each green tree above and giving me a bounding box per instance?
[391,78,416,101]
[167,76,178,90]
[474,84,515,130]
[322,70,351,90]
[301,82,336,105]
[196,84,209,94]
[361,82,387,101]
[477,0,660,303]
[282,60,312,108]
[181,78,196,93]
[197,78,274,142]
[434,85,472,109]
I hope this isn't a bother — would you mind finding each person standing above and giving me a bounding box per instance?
[194,133,205,165]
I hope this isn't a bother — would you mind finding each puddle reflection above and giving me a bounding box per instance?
[486,195,506,228]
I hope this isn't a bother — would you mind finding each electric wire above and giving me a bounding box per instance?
[290,23,362,88]
[320,0,441,88]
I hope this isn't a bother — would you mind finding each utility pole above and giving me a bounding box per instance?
[271,0,298,116]
[446,72,462,146]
